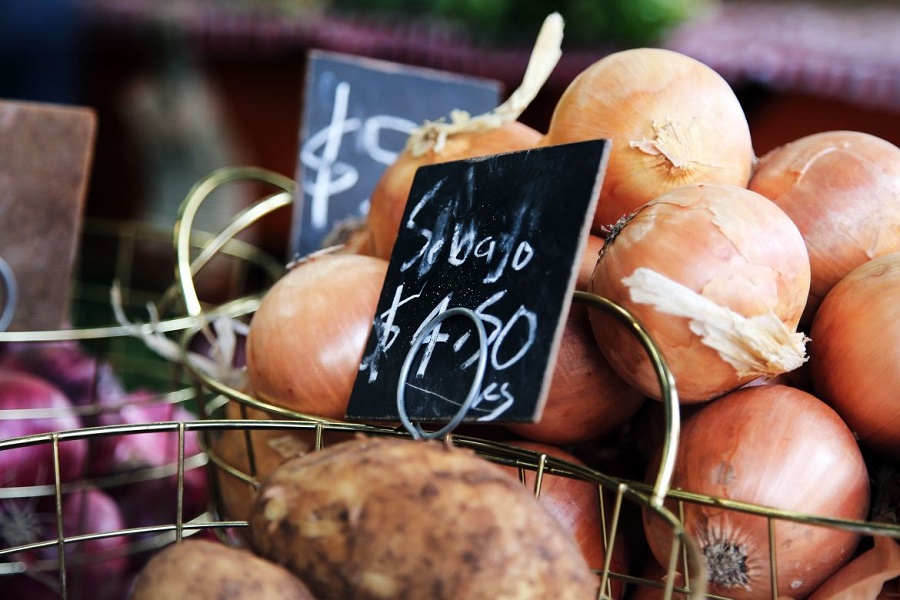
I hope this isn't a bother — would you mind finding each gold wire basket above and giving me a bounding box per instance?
[0,178,287,600]
[4,166,899,599]
[171,167,710,598]
[172,168,900,598]
[0,166,709,599]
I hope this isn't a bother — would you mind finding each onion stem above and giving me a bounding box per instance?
[623,267,808,378]
[405,12,564,157]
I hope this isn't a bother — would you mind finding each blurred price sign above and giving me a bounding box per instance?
[290,50,501,258]
[0,100,96,332]
[346,139,610,429]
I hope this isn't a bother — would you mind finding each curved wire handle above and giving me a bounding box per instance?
[173,166,296,318]
[573,290,679,508]
[397,307,488,440]
[0,256,18,332]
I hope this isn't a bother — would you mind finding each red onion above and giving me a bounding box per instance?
[0,368,87,486]
[2,488,130,600]
[0,340,124,411]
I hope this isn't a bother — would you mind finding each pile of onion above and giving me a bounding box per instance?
[642,384,870,599]
[245,252,388,420]
[809,251,900,459]
[748,130,900,325]
[588,182,810,403]
[542,47,755,231]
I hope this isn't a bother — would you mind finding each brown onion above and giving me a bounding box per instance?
[366,14,563,261]
[643,384,870,599]
[505,305,645,445]
[576,233,604,292]
[809,252,900,459]
[245,252,388,419]
[589,183,810,402]
[543,47,755,231]
[498,440,629,598]
[211,426,309,525]
[749,130,900,325]
[367,121,543,259]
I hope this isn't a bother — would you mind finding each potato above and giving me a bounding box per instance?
[129,538,316,599]
[247,435,599,600]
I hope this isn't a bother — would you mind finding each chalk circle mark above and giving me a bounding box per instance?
[397,306,488,440]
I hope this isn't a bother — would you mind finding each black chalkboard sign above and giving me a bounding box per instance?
[346,139,610,428]
[290,50,502,258]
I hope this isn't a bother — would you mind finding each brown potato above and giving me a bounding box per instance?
[129,538,316,599]
[247,435,599,600]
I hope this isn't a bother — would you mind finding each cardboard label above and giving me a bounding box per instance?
[0,100,96,332]
[346,139,610,427]
[290,50,502,258]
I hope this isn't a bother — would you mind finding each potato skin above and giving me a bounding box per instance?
[129,539,316,599]
[247,435,598,600]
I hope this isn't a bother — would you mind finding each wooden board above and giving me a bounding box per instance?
[0,100,96,332]
[346,139,610,427]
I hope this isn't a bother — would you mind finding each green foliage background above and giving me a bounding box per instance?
[330,0,717,46]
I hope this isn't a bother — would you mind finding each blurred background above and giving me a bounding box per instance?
[2,0,900,259]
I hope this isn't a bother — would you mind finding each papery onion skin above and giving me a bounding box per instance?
[808,535,900,600]
[506,305,645,445]
[543,47,755,232]
[749,130,900,326]
[367,121,543,260]
[245,253,388,420]
[588,183,810,403]
[642,384,870,600]
[809,252,900,460]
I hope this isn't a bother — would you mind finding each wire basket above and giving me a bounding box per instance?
[4,165,899,599]
[174,168,900,598]
[0,166,711,599]
[171,167,711,598]
[0,176,289,600]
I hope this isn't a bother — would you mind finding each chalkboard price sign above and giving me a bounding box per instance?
[346,139,610,428]
[290,51,502,258]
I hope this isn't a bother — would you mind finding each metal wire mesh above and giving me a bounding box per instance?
[8,166,900,599]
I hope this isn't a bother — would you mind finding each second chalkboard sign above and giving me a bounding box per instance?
[291,51,502,258]
[346,139,610,428]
